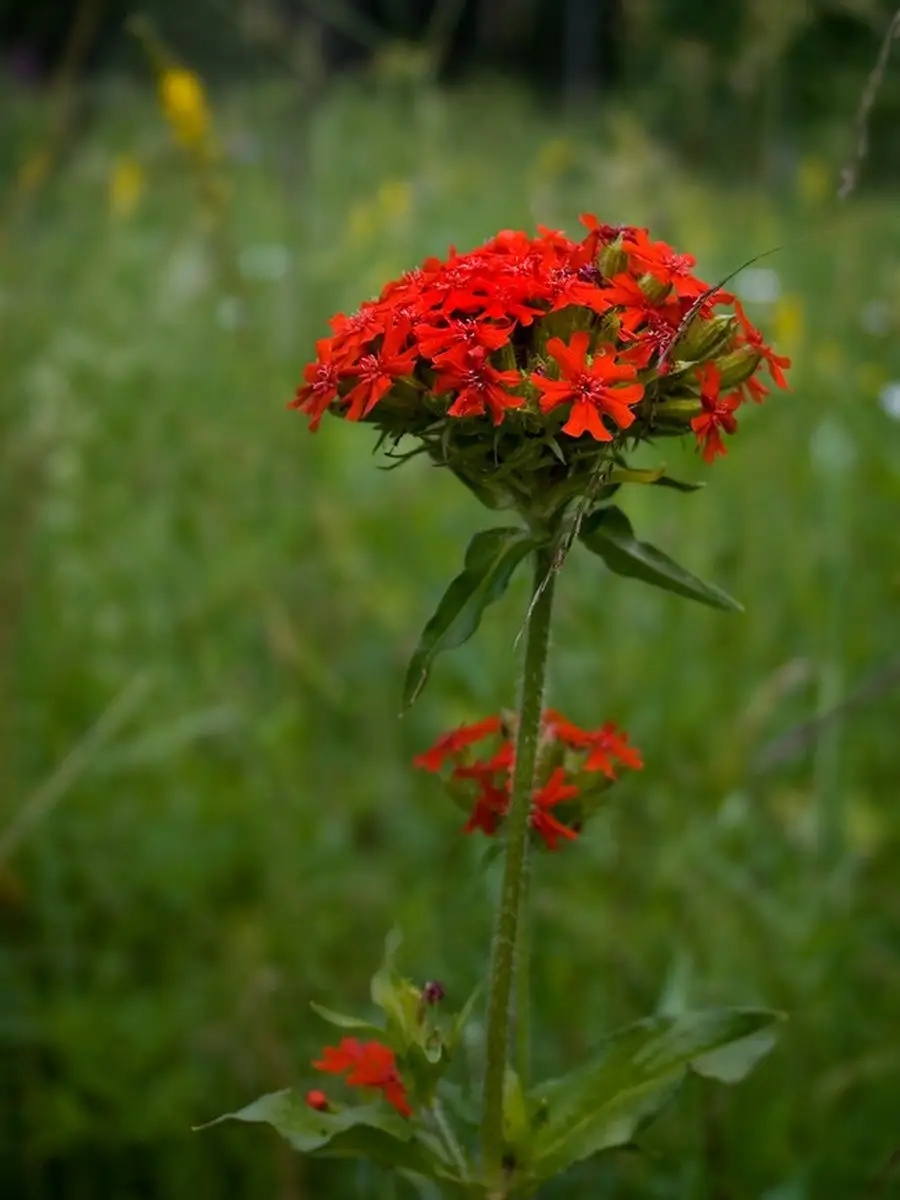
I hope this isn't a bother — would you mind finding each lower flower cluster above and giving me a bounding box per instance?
[310,1038,412,1117]
[415,710,643,850]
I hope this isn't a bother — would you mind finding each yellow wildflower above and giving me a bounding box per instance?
[772,295,805,352]
[109,156,144,218]
[158,66,209,149]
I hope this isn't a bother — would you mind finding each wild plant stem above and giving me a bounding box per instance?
[481,545,556,1187]
[430,1098,469,1182]
[515,851,532,1091]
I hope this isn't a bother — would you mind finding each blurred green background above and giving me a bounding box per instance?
[3,2,900,1197]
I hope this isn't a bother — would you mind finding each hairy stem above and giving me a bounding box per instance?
[482,545,556,1186]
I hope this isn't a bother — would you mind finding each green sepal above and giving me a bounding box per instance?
[402,527,538,710]
[527,1008,783,1183]
[579,506,742,611]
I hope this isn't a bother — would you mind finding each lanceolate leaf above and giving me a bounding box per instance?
[650,474,705,493]
[528,1008,783,1182]
[579,506,742,611]
[402,527,537,709]
[199,1092,455,1178]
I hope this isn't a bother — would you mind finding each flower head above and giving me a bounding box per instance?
[290,217,789,517]
[313,1038,412,1118]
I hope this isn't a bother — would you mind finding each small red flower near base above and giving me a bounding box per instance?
[313,1038,412,1118]
[306,1089,330,1111]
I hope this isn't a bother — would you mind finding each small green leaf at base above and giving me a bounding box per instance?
[579,506,742,611]
[402,527,537,709]
[528,1007,783,1182]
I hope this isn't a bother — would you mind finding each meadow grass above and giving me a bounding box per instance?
[3,73,900,1198]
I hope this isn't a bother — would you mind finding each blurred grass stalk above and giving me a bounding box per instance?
[0,674,151,865]
[809,420,854,868]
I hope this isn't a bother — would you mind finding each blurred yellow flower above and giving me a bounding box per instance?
[158,66,210,149]
[796,155,831,206]
[348,202,377,244]
[773,294,805,351]
[817,340,844,375]
[534,138,576,178]
[109,156,144,218]
[376,180,411,221]
[856,362,886,396]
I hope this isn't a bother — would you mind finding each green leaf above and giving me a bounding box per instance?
[371,929,415,1037]
[449,984,483,1050]
[528,1008,782,1182]
[503,1066,530,1152]
[651,475,705,493]
[402,527,537,709]
[199,1091,432,1170]
[608,466,666,485]
[309,1002,385,1041]
[200,1091,474,1191]
[579,506,742,611]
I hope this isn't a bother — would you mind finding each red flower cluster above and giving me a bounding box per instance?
[291,215,789,464]
[415,710,643,851]
[312,1038,412,1118]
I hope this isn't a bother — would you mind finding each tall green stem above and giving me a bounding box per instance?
[482,545,556,1187]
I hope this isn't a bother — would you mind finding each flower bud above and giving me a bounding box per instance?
[678,313,736,362]
[652,397,704,426]
[716,347,762,389]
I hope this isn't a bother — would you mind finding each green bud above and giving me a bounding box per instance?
[716,347,761,389]
[599,243,628,278]
[652,397,703,426]
[641,275,672,305]
[678,313,736,362]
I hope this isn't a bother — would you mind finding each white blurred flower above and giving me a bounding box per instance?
[860,300,892,337]
[878,381,900,420]
[735,267,782,305]
[239,244,290,282]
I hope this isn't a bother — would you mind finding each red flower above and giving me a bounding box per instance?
[454,764,509,835]
[690,362,742,463]
[306,1089,330,1111]
[582,723,644,777]
[543,710,644,778]
[530,767,580,850]
[531,331,644,440]
[621,228,709,301]
[413,716,503,772]
[313,1038,412,1118]
[416,709,642,848]
[602,273,682,335]
[290,337,345,431]
[733,300,791,389]
[342,319,418,421]
[434,345,524,425]
[415,316,513,361]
